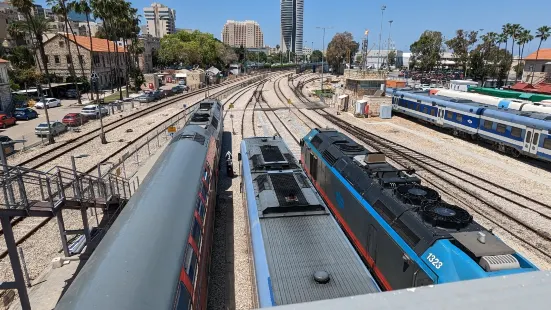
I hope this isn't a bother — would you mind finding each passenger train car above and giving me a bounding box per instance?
[390,89,551,162]
[239,136,380,307]
[56,99,224,310]
[433,89,551,114]
[300,128,538,291]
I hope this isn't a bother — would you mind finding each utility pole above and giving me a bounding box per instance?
[37,84,55,144]
[377,5,386,70]
[387,20,393,70]
[316,26,332,102]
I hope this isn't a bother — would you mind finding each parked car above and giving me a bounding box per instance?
[137,93,155,103]
[66,89,79,99]
[0,114,17,129]
[171,86,184,94]
[80,104,109,119]
[62,113,88,127]
[14,108,39,120]
[178,80,186,86]
[35,121,67,137]
[0,135,14,155]
[151,89,163,100]
[34,98,61,109]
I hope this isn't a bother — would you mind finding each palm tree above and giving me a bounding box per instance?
[504,24,521,86]
[515,29,533,83]
[91,0,116,93]
[531,26,551,84]
[11,0,55,143]
[69,0,95,101]
[50,0,84,104]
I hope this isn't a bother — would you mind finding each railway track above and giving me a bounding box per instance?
[290,78,551,264]
[0,75,270,261]
[13,76,252,171]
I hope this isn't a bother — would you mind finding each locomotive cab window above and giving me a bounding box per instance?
[496,123,506,134]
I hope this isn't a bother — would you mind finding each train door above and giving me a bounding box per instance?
[523,128,541,155]
[309,152,318,180]
[436,107,445,126]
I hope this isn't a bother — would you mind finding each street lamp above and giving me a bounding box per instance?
[378,5,387,70]
[316,26,333,103]
[387,20,393,70]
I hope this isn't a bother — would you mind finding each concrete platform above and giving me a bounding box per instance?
[7,139,171,310]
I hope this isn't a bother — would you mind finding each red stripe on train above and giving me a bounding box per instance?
[303,164,393,291]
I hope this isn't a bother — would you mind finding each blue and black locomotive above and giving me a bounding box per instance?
[300,128,538,291]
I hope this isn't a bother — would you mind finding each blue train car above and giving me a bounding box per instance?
[300,128,539,291]
[391,89,551,161]
[239,136,380,307]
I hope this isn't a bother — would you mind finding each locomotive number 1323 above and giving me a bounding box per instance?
[426,253,444,269]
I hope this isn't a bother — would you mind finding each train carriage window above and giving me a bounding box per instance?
[456,114,463,122]
[496,123,507,134]
[511,127,522,138]
[543,138,551,150]
[416,104,421,111]
[483,120,493,130]
[192,218,202,249]
[446,111,453,119]
[423,107,428,114]
[533,133,540,144]
[175,282,192,310]
[430,109,436,116]
[184,246,198,283]
[526,131,532,143]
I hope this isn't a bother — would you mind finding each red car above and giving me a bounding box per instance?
[62,113,88,127]
[0,114,17,129]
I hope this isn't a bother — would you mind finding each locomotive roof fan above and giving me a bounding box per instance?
[420,202,473,230]
[395,184,440,206]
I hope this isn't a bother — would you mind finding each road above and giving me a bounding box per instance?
[1,104,83,151]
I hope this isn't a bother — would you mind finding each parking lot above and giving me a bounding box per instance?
[0,104,84,150]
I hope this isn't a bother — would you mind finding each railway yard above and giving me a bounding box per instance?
[1,71,550,309]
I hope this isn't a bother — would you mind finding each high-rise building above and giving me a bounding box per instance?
[280,0,303,56]
[143,2,176,38]
[221,20,264,48]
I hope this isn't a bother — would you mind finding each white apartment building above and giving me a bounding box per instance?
[221,20,264,48]
[143,2,176,38]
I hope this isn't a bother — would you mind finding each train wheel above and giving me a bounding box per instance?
[510,148,521,158]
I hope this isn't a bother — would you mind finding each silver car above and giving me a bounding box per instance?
[35,121,67,137]
[80,104,109,119]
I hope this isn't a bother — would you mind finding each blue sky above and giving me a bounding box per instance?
[37,0,551,54]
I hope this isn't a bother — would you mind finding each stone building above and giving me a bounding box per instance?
[36,33,127,89]
[523,49,551,84]
[138,34,160,73]
[0,58,12,112]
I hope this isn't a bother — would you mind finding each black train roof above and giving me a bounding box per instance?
[309,128,485,255]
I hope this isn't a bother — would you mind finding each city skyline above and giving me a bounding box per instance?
[31,0,551,54]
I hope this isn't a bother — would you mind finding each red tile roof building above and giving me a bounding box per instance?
[36,33,129,89]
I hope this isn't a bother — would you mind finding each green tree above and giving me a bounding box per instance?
[515,29,533,83]
[531,26,551,84]
[7,46,35,69]
[310,50,323,62]
[387,50,396,67]
[410,30,444,72]
[11,0,55,143]
[445,29,478,76]
[326,32,359,71]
